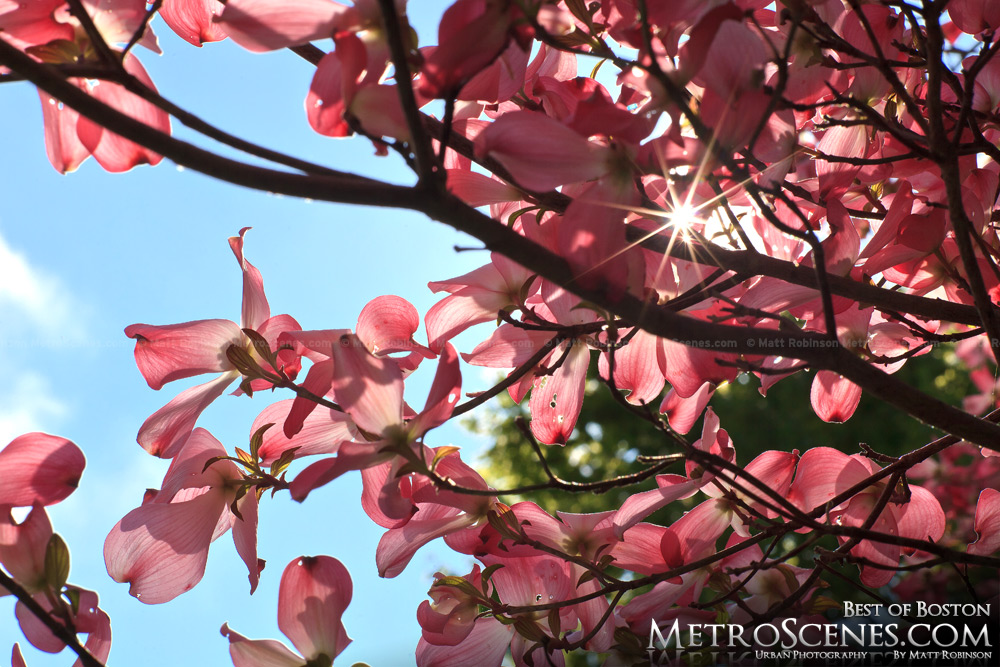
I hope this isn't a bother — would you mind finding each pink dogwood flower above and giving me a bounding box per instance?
[104,428,261,603]
[789,447,945,587]
[417,551,601,667]
[217,0,366,52]
[1,488,110,662]
[12,584,112,664]
[417,564,485,648]
[968,488,1000,556]
[289,336,460,502]
[222,555,352,666]
[371,447,496,578]
[277,294,433,440]
[126,228,302,458]
[0,433,85,507]
[425,252,534,353]
[159,0,228,46]
[418,0,524,99]
[40,53,171,173]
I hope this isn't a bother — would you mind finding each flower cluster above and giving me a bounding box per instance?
[3,0,1000,665]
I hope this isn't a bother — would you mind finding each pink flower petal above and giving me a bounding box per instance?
[159,0,227,46]
[408,450,494,515]
[229,227,270,330]
[475,111,612,190]
[670,498,734,562]
[0,505,53,589]
[307,47,350,138]
[218,0,359,52]
[75,55,170,172]
[418,0,514,99]
[839,494,899,588]
[278,555,352,661]
[529,340,590,445]
[281,358,335,438]
[815,124,867,197]
[601,328,665,405]
[360,462,412,529]
[156,428,237,500]
[811,370,863,423]
[893,485,945,547]
[125,319,242,391]
[39,89,90,173]
[357,295,431,356]
[410,343,462,436]
[557,181,635,296]
[428,262,503,294]
[739,450,799,516]
[416,617,512,667]
[11,644,26,667]
[78,605,112,665]
[13,588,109,659]
[446,169,522,207]
[574,573,614,651]
[969,488,1000,556]
[0,0,73,44]
[331,333,404,436]
[377,509,473,578]
[618,574,710,629]
[949,0,1000,36]
[609,523,671,575]
[425,291,510,353]
[661,337,737,398]
[659,382,713,434]
[136,372,238,458]
[221,623,303,667]
[231,491,262,595]
[460,325,555,368]
[253,399,354,465]
[288,441,391,502]
[612,475,699,539]
[0,433,85,507]
[15,595,67,653]
[104,487,226,604]
[788,447,872,513]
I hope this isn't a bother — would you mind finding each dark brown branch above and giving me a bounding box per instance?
[0,569,104,667]
[378,0,436,181]
[0,38,417,208]
[626,226,985,326]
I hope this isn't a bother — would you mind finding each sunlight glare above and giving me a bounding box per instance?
[668,202,699,235]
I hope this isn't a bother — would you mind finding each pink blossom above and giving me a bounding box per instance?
[127,228,302,457]
[41,54,170,173]
[0,433,85,508]
[222,555,352,666]
[418,0,521,99]
[104,428,261,603]
[789,448,945,587]
[289,337,461,502]
[159,0,228,46]
[218,0,362,52]
[968,488,1000,556]
[1,506,111,663]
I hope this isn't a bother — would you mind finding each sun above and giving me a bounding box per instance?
[667,202,699,236]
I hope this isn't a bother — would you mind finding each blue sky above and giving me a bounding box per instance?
[0,3,505,665]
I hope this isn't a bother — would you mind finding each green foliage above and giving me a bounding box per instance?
[464,370,665,516]
[464,346,978,516]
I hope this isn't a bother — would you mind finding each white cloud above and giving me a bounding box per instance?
[0,232,74,331]
[0,230,81,445]
[0,371,67,446]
